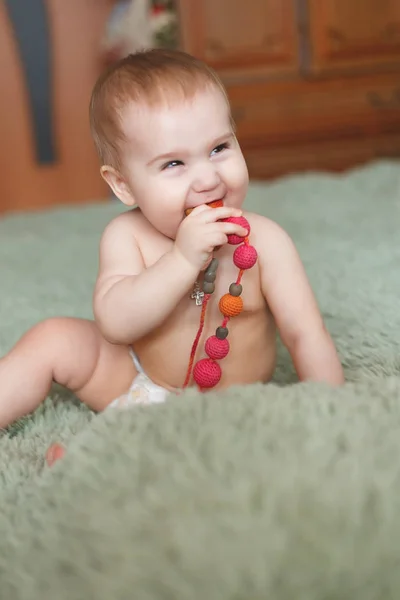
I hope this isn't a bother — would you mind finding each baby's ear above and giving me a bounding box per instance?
[100,165,136,206]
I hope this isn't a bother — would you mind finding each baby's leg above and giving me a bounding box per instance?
[0,317,137,428]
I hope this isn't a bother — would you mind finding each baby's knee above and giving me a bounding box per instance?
[19,318,94,365]
[25,317,74,346]
[28,317,101,391]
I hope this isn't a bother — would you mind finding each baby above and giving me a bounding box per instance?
[0,49,344,430]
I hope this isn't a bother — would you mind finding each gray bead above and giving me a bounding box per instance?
[203,281,215,294]
[229,283,243,296]
[206,258,219,273]
[216,326,229,340]
[204,271,216,283]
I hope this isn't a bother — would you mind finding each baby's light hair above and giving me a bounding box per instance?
[89,48,230,169]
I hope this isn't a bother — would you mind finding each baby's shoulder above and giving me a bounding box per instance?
[97,208,147,272]
[244,211,293,248]
[102,207,142,235]
[99,207,148,246]
[97,208,148,261]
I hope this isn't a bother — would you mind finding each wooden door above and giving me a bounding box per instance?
[0,0,110,213]
[307,0,400,73]
[177,0,300,80]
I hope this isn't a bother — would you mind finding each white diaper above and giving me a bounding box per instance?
[108,349,170,408]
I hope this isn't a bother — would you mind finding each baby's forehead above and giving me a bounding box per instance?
[121,86,229,125]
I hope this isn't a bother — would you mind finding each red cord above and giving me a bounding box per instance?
[236,268,244,285]
[183,294,210,388]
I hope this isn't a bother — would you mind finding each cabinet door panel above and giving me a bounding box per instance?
[307,0,400,73]
[178,0,299,79]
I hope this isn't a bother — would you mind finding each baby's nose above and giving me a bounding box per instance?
[192,163,221,194]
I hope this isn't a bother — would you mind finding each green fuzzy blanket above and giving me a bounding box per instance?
[1,160,400,599]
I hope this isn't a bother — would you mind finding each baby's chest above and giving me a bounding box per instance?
[201,259,263,315]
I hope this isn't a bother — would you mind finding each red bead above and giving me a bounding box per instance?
[222,216,250,245]
[193,358,221,388]
[233,244,258,269]
[205,335,230,360]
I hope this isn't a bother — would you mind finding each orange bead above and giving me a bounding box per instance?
[219,293,243,317]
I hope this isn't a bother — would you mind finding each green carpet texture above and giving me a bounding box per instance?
[1,160,400,599]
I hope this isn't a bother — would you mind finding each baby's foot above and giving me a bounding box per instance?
[45,442,66,467]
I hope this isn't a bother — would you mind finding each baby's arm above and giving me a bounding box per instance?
[93,214,197,344]
[255,217,344,386]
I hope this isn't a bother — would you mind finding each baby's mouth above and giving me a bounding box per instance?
[184,199,223,217]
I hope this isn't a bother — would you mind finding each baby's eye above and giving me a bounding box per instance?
[161,160,183,170]
[210,142,229,156]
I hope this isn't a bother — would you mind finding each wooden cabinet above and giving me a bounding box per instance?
[178,0,400,179]
[307,0,400,72]
[179,0,299,77]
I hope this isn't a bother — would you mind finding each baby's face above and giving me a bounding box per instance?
[119,86,249,238]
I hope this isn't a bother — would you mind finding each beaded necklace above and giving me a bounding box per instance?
[182,207,258,391]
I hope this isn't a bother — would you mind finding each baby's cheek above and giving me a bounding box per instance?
[228,161,249,199]
[227,154,248,182]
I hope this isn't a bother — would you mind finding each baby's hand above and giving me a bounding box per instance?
[174,205,248,270]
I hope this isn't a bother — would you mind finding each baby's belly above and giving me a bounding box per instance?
[134,308,276,391]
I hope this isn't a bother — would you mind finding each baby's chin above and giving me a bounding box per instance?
[150,217,180,240]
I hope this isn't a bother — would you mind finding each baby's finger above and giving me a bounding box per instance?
[219,222,248,236]
[185,204,209,217]
[200,206,243,223]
